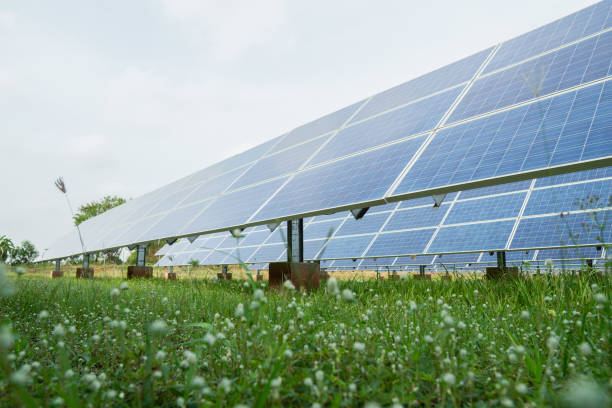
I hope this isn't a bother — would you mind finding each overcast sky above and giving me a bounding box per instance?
[0,0,599,251]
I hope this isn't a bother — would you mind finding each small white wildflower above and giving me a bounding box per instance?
[10,366,31,386]
[442,372,456,386]
[65,369,74,379]
[349,383,356,392]
[53,324,66,338]
[271,377,282,388]
[219,378,231,393]
[283,280,295,291]
[501,397,514,407]
[110,288,120,298]
[516,383,528,395]
[177,397,185,407]
[38,310,49,320]
[191,376,205,388]
[250,300,260,310]
[149,320,168,336]
[119,282,128,290]
[521,310,530,320]
[342,289,355,302]
[424,335,434,344]
[545,259,553,267]
[254,289,266,302]
[315,370,324,382]
[155,350,167,361]
[562,377,610,408]
[0,325,14,351]
[326,277,339,296]
[594,293,606,304]
[235,303,244,318]
[409,300,417,311]
[303,377,314,387]
[51,396,64,406]
[547,334,559,351]
[578,342,592,356]
[183,350,197,364]
[283,349,293,358]
[204,333,216,346]
[353,342,365,352]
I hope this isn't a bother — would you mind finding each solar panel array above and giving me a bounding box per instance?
[42,1,612,262]
[156,167,611,268]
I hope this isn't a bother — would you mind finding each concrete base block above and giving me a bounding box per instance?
[50,270,64,278]
[414,273,432,280]
[269,262,321,290]
[165,272,177,280]
[76,268,94,279]
[217,273,232,280]
[389,274,400,280]
[486,267,520,279]
[256,274,264,281]
[127,266,153,279]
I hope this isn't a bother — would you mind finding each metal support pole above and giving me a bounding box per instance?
[168,265,173,274]
[136,245,147,267]
[419,265,426,277]
[586,259,593,268]
[83,253,90,270]
[55,260,60,272]
[496,251,506,269]
[222,264,228,277]
[287,219,304,263]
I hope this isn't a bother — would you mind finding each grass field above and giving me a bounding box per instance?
[0,265,610,407]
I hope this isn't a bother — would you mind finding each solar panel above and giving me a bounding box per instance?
[44,3,612,264]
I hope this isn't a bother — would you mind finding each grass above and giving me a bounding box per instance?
[0,266,610,407]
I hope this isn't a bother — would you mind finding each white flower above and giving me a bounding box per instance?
[283,280,295,291]
[342,289,355,302]
[10,365,31,386]
[515,383,528,395]
[235,303,244,318]
[424,335,434,344]
[149,320,168,336]
[594,293,606,304]
[547,334,559,351]
[254,289,266,302]
[303,377,313,387]
[65,369,74,379]
[204,333,216,346]
[250,300,260,310]
[110,288,120,298]
[501,397,514,407]
[562,377,610,408]
[271,377,282,388]
[521,310,530,320]
[409,301,417,311]
[191,376,205,388]
[442,372,456,386]
[51,397,64,406]
[183,350,197,364]
[326,277,339,296]
[0,325,14,351]
[578,342,592,356]
[119,282,128,290]
[219,378,231,393]
[155,350,167,361]
[353,342,365,352]
[53,324,66,338]
[545,259,553,267]
[348,383,356,392]
[38,310,49,320]
[315,370,324,382]
[283,349,293,358]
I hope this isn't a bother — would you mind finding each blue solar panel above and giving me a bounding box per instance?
[444,192,526,224]
[394,255,435,265]
[316,235,374,259]
[304,219,344,239]
[237,230,271,246]
[204,249,232,265]
[330,258,363,267]
[393,81,612,196]
[450,30,612,123]
[534,165,612,186]
[368,202,399,213]
[458,180,532,199]
[335,212,390,236]
[304,239,327,259]
[136,202,210,243]
[434,253,480,264]
[232,137,330,189]
[248,244,285,263]
[181,167,247,205]
[524,179,612,215]
[510,210,612,248]
[536,246,602,260]
[479,250,533,263]
[366,229,436,256]
[397,194,457,209]
[270,101,364,153]
[384,205,450,231]
[253,136,427,222]
[223,247,259,264]
[484,1,612,74]
[264,227,287,244]
[311,88,461,165]
[429,221,514,253]
[183,178,287,234]
[352,47,493,122]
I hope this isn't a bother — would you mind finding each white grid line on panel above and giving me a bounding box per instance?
[506,179,538,250]
[355,202,402,259]
[423,192,462,253]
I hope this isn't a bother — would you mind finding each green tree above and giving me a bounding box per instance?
[0,235,15,263]
[10,240,38,265]
[73,195,126,226]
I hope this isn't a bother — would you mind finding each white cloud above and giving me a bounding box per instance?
[160,0,288,60]
[0,11,16,32]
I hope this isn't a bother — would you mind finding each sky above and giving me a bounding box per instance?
[0,0,599,252]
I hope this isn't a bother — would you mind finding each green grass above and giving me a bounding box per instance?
[0,269,610,407]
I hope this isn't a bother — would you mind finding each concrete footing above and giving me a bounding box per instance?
[165,272,177,280]
[50,270,64,278]
[217,273,232,280]
[414,273,432,280]
[269,262,321,290]
[76,268,94,278]
[485,267,520,279]
[127,266,153,279]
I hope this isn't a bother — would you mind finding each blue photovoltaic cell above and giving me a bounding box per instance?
[335,212,390,236]
[264,227,287,244]
[156,244,170,256]
[237,230,270,247]
[368,202,399,213]
[394,81,612,195]
[397,195,449,209]
[444,192,526,224]
[311,88,461,166]
[270,100,364,153]
[458,180,532,199]
[479,251,533,263]
[352,47,493,122]
[429,221,514,253]
[182,135,283,187]
[165,240,190,255]
[525,180,612,215]
[142,187,195,217]
[534,165,612,186]
[359,257,397,267]
[304,239,327,259]
[181,167,247,205]
[536,246,602,260]
[232,137,329,189]
[223,247,258,264]
[384,205,450,231]
[394,255,436,265]
[484,1,612,74]
[183,177,287,234]
[108,214,165,248]
[309,213,346,223]
[316,235,374,259]
[196,235,225,250]
[204,249,231,265]
[305,219,344,239]
[450,30,612,123]
[366,229,436,256]
[217,235,241,249]
[136,201,210,243]
[510,210,612,248]
[330,258,363,267]
[254,136,427,222]
[434,253,480,264]
[248,244,285,263]
[194,250,212,263]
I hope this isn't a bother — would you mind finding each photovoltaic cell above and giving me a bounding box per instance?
[304,239,327,259]
[393,81,612,196]
[352,47,493,122]
[248,244,285,263]
[524,179,612,215]
[534,165,612,187]
[384,205,450,231]
[254,136,428,222]
[428,221,514,253]
[510,210,612,248]
[304,219,344,239]
[536,246,602,260]
[316,235,374,259]
[136,201,211,243]
[450,30,612,123]
[434,253,480,264]
[458,180,531,199]
[311,88,461,165]
[444,192,526,224]
[180,167,247,205]
[335,212,390,236]
[484,1,612,74]
[366,229,435,256]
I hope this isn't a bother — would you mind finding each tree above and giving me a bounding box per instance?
[10,240,38,265]
[0,235,15,263]
[73,195,126,226]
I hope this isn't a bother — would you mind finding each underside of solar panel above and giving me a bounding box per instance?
[42,1,612,266]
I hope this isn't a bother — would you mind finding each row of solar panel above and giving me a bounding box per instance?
[41,2,612,261]
[155,168,612,266]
